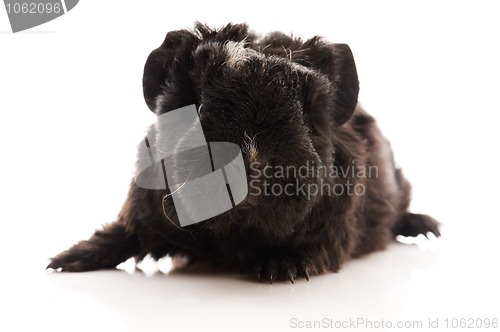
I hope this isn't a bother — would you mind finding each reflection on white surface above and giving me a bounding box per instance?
[2,225,498,332]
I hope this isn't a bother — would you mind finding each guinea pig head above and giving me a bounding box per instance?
[142,25,359,236]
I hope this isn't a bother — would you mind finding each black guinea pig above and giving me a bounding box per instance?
[47,22,440,283]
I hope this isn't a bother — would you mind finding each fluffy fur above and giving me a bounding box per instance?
[47,23,440,283]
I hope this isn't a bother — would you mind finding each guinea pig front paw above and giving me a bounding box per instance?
[255,255,319,284]
[46,248,100,272]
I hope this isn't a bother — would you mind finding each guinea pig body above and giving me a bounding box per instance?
[47,23,440,283]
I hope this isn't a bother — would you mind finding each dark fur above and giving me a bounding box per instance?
[47,23,440,283]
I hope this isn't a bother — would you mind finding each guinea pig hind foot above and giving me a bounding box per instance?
[392,213,441,239]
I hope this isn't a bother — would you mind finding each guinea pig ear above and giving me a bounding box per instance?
[329,44,359,126]
[142,29,201,114]
[303,42,360,126]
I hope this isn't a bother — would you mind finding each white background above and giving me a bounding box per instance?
[1,1,499,331]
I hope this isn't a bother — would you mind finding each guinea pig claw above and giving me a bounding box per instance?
[256,267,262,282]
[303,267,310,281]
[287,274,295,284]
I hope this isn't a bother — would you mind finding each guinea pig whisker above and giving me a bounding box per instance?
[259,43,272,52]
[162,176,191,231]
